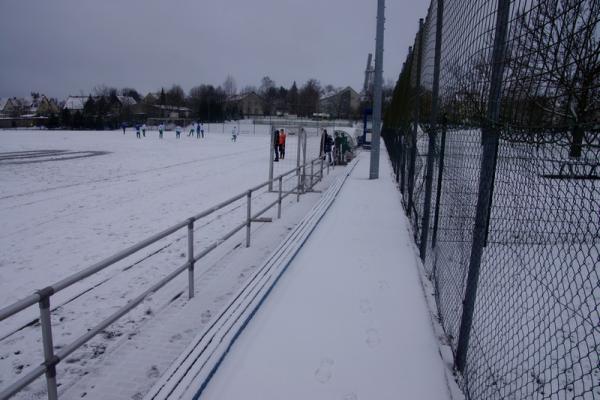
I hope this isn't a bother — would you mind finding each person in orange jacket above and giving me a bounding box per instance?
[278,128,287,160]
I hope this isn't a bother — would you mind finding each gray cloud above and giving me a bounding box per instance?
[0,0,429,98]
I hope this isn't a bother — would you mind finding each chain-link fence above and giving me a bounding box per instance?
[383,1,599,399]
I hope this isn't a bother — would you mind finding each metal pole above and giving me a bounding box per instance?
[320,157,324,182]
[431,119,447,249]
[38,290,58,400]
[310,160,314,189]
[296,125,302,177]
[296,166,301,202]
[456,0,510,373]
[277,176,283,219]
[302,127,307,192]
[408,20,424,214]
[369,0,385,179]
[268,125,274,191]
[245,190,252,247]
[187,218,194,299]
[419,0,444,261]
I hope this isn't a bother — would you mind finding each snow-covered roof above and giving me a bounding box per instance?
[320,86,359,101]
[153,105,191,111]
[117,96,137,106]
[228,92,262,102]
[0,98,7,111]
[63,96,88,110]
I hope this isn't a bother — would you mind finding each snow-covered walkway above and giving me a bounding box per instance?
[195,152,453,399]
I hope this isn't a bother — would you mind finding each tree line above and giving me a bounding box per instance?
[55,76,364,130]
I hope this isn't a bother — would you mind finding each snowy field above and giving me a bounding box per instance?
[410,129,600,399]
[0,128,337,399]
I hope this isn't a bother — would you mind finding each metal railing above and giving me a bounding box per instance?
[0,156,329,400]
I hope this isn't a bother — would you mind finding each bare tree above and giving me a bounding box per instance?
[223,75,237,98]
[507,0,600,157]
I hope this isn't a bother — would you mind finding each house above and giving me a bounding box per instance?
[318,87,360,119]
[63,96,88,114]
[32,95,60,116]
[226,92,265,117]
[1,97,32,117]
[153,105,191,119]
[0,98,8,117]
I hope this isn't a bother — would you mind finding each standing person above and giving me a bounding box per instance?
[278,128,286,160]
[158,123,164,139]
[196,121,201,138]
[200,122,204,138]
[175,125,182,139]
[135,124,141,138]
[273,129,280,162]
[231,126,238,142]
[334,132,342,165]
[323,130,333,165]
[188,123,195,137]
[121,122,127,134]
[320,129,327,159]
[142,123,146,137]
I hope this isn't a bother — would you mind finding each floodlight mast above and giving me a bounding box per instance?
[369,0,385,179]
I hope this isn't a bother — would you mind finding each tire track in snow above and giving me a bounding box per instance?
[0,145,263,203]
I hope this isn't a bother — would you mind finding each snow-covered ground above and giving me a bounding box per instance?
[0,128,332,398]
[193,152,457,400]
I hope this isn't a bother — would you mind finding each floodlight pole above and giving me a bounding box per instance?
[369,0,385,179]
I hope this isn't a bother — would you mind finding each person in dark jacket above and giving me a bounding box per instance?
[334,132,342,165]
[273,129,280,162]
[324,131,333,165]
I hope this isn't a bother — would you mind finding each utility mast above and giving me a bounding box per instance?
[361,53,374,102]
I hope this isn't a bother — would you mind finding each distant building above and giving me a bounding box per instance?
[153,105,191,119]
[0,98,9,117]
[32,95,60,116]
[318,87,360,119]
[0,97,32,117]
[63,96,88,114]
[226,92,265,117]
[63,95,138,115]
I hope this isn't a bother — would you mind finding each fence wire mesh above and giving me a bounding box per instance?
[383,0,599,399]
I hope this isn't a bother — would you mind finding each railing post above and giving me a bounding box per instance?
[277,176,283,219]
[310,160,314,189]
[37,288,58,400]
[320,157,324,182]
[456,0,510,373]
[296,167,301,202]
[268,125,274,191]
[187,218,194,299]
[246,190,252,247]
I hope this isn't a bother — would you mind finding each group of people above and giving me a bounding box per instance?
[320,129,350,165]
[120,122,205,139]
[273,128,287,161]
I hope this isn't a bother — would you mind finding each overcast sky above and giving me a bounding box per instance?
[0,1,429,99]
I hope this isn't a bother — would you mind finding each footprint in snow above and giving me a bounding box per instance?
[378,280,390,291]
[315,358,334,384]
[146,365,160,379]
[366,329,381,348]
[201,310,212,324]
[359,299,372,314]
[169,333,182,343]
[342,393,358,400]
